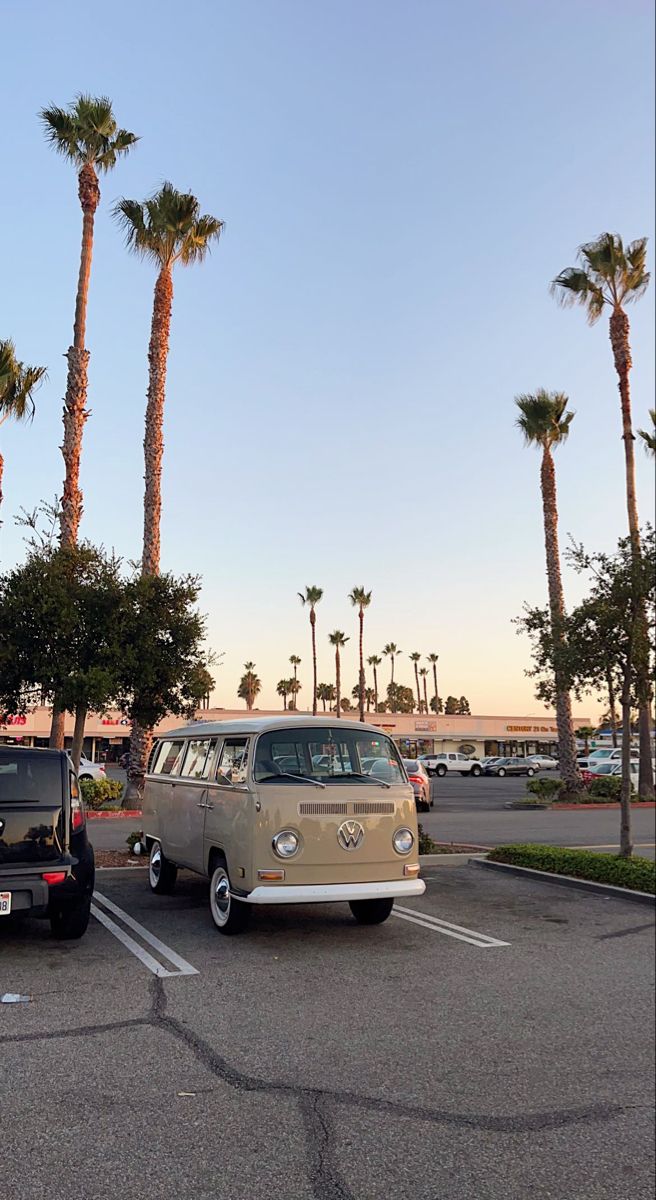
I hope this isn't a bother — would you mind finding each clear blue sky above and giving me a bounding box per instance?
[1,0,654,716]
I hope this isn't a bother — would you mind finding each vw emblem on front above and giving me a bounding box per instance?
[337,820,364,851]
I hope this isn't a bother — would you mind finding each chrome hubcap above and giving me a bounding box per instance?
[212,872,230,924]
[150,846,162,884]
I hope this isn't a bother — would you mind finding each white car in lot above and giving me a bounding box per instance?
[421,752,483,777]
[67,752,106,782]
[526,754,559,771]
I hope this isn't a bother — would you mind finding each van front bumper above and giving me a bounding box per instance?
[243,878,426,905]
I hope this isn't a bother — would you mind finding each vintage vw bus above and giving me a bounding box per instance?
[142,717,425,934]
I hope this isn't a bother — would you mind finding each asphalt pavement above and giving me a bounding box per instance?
[1,863,654,1199]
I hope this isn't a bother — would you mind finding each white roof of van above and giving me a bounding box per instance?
[161,716,389,739]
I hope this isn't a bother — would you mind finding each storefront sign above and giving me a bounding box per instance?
[506,724,557,734]
[415,721,437,732]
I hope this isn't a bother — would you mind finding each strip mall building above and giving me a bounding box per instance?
[0,706,592,761]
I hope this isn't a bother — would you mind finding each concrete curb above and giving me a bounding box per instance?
[471,857,656,906]
[552,802,655,810]
[421,852,487,866]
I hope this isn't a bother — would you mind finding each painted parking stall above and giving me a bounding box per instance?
[92,889,198,978]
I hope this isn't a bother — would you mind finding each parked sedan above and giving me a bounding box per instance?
[483,757,536,778]
[402,759,432,812]
[526,754,559,771]
[66,752,106,782]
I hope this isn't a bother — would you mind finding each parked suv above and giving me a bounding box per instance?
[483,757,536,778]
[0,747,95,938]
[421,752,483,778]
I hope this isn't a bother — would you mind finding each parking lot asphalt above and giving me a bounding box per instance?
[2,864,654,1199]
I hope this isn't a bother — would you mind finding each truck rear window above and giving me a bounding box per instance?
[0,751,63,803]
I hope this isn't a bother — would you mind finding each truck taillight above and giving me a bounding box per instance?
[71,795,85,831]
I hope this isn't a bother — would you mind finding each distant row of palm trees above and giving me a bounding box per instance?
[519,233,653,807]
[275,643,441,717]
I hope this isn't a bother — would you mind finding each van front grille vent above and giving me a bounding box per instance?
[352,802,396,815]
[298,802,349,816]
[297,801,396,817]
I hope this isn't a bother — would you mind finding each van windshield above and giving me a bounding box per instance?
[0,750,63,804]
[254,728,406,785]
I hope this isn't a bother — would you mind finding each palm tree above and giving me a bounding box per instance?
[367,654,382,710]
[289,654,301,700]
[328,631,349,719]
[0,340,46,514]
[238,662,261,711]
[552,233,653,800]
[577,725,597,756]
[276,679,289,710]
[419,667,429,714]
[114,183,222,799]
[349,587,372,722]
[409,652,422,711]
[427,652,440,715]
[288,678,302,710]
[637,409,656,456]
[324,683,336,711]
[382,643,401,685]
[515,390,581,796]
[298,586,323,715]
[41,96,137,549]
[317,683,330,712]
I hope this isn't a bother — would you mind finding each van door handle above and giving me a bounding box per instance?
[205,802,214,810]
[196,801,207,809]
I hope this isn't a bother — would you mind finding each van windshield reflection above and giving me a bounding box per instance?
[253,728,405,785]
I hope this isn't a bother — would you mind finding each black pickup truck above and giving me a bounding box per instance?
[0,747,95,938]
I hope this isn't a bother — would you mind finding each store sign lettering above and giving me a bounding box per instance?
[506,725,557,734]
[101,717,131,727]
[1,715,27,726]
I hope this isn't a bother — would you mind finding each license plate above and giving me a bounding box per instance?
[0,892,11,916]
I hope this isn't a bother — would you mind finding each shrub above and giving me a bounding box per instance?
[80,777,124,810]
[526,777,562,802]
[126,830,143,853]
[488,843,655,893]
[417,823,439,854]
[588,775,629,800]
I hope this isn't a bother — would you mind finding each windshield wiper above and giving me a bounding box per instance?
[259,771,326,789]
[337,772,391,789]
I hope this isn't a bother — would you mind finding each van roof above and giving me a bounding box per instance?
[161,716,390,739]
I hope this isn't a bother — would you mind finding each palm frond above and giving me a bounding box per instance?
[0,339,47,422]
[114,183,222,269]
[41,94,137,173]
[637,409,656,457]
[515,389,574,450]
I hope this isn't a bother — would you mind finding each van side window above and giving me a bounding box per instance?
[216,739,249,786]
[181,737,214,779]
[152,739,185,775]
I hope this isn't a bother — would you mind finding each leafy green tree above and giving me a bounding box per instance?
[298,586,323,715]
[386,682,415,714]
[328,631,349,719]
[41,96,137,550]
[515,390,581,794]
[552,233,653,796]
[457,696,471,715]
[349,586,372,721]
[0,340,46,516]
[444,696,459,715]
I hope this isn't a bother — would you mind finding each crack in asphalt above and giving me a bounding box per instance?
[597,922,656,940]
[0,975,642,1200]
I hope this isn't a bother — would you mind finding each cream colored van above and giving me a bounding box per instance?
[142,717,425,934]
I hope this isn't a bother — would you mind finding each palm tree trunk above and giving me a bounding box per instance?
[390,656,395,685]
[414,665,420,712]
[335,649,341,719]
[610,308,654,800]
[0,449,4,513]
[373,665,378,712]
[540,447,581,794]
[125,266,174,804]
[619,669,634,857]
[322,696,326,712]
[606,665,618,748]
[71,703,87,771]
[310,610,318,716]
[432,664,439,715]
[423,677,428,714]
[358,610,365,722]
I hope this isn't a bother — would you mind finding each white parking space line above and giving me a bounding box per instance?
[393,905,510,947]
[92,891,198,978]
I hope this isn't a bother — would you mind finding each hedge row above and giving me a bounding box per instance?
[488,844,655,894]
[80,777,124,809]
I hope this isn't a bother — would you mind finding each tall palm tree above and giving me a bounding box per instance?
[419,667,429,714]
[114,183,222,798]
[382,643,401,685]
[0,340,46,514]
[328,631,349,719]
[515,390,581,796]
[289,655,301,700]
[276,679,289,710]
[427,652,440,715]
[552,233,653,799]
[409,652,422,711]
[367,654,381,711]
[637,409,656,456]
[41,96,137,549]
[238,662,261,711]
[298,586,323,715]
[349,587,372,722]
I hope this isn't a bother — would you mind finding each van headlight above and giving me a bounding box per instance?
[272,830,300,858]
[393,827,414,855]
